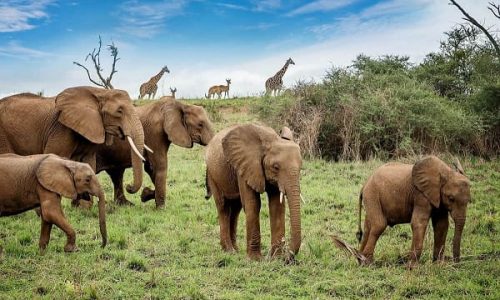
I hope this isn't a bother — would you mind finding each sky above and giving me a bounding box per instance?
[0,0,497,99]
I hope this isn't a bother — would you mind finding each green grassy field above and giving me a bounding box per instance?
[0,99,498,299]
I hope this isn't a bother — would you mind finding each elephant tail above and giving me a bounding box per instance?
[356,190,363,243]
[204,169,212,200]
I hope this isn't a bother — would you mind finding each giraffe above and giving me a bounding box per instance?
[169,87,177,99]
[265,58,295,96]
[205,78,231,99]
[139,66,170,99]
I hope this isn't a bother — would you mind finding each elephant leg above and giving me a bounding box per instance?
[431,211,449,262]
[360,218,386,264]
[229,199,242,251]
[39,219,53,252]
[40,195,77,252]
[153,160,167,209]
[239,180,262,260]
[409,206,431,264]
[107,168,133,206]
[216,199,234,252]
[268,191,285,257]
[359,219,370,253]
[211,181,234,252]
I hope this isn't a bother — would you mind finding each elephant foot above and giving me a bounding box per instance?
[64,244,78,253]
[141,187,155,203]
[39,244,48,255]
[247,252,263,261]
[221,244,237,253]
[116,196,134,206]
[360,255,374,266]
[407,260,419,270]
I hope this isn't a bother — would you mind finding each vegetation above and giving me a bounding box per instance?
[0,102,498,299]
[255,25,499,161]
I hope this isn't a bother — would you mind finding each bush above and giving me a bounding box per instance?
[255,56,489,160]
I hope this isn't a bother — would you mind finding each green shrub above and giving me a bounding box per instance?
[255,56,489,160]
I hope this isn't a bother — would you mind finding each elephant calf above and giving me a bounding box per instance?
[0,154,107,252]
[205,124,302,260]
[357,156,471,265]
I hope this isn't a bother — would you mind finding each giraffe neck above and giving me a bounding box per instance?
[275,61,290,79]
[150,70,165,84]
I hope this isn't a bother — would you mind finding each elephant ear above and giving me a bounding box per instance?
[222,124,274,193]
[412,156,448,208]
[36,155,77,199]
[55,86,105,144]
[162,102,192,148]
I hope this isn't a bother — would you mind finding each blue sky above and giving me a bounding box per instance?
[0,0,496,98]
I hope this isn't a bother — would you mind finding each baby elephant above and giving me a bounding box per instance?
[205,124,302,260]
[0,154,107,252]
[357,156,470,265]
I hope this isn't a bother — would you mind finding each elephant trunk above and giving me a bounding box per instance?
[285,170,301,255]
[452,213,466,262]
[97,189,107,248]
[126,113,145,194]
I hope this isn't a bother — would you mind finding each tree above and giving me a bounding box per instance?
[73,36,119,89]
[449,0,500,61]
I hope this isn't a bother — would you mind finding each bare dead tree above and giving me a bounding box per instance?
[73,36,119,89]
[449,0,500,60]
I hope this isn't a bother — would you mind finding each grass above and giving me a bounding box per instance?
[0,99,499,299]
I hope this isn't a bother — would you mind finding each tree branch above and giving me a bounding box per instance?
[449,0,500,60]
[488,2,500,19]
[72,62,106,88]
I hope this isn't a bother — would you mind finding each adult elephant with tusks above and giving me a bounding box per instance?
[0,86,146,206]
[205,124,303,261]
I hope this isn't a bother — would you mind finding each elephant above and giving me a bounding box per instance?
[0,86,146,205]
[96,97,214,208]
[205,124,302,260]
[0,154,107,252]
[357,156,471,265]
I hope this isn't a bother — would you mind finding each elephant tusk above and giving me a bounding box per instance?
[127,136,145,162]
[144,144,154,154]
[300,194,306,204]
[280,192,284,204]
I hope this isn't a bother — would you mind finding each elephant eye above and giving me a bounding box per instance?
[273,163,280,171]
[198,121,203,128]
[117,107,124,115]
[449,196,455,202]
[85,176,91,184]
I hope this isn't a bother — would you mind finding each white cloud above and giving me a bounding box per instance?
[216,2,248,11]
[0,41,51,58]
[287,0,356,16]
[0,0,54,32]
[253,0,281,12]
[118,0,191,38]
